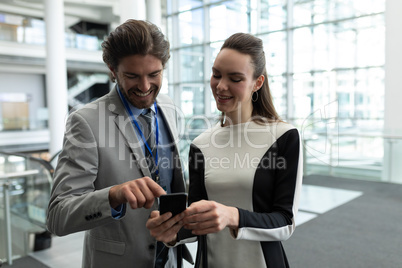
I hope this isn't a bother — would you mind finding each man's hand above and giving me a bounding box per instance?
[108,176,165,209]
[146,210,185,244]
[182,200,239,235]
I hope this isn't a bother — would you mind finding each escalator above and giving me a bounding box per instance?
[0,151,54,266]
[68,73,110,110]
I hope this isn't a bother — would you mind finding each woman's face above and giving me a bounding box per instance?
[210,48,263,123]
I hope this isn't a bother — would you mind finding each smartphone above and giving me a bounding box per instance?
[159,193,187,217]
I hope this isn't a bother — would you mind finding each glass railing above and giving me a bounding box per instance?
[303,131,402,182]
[289,117,398,182]
[302,131,384,180]
[0,151,54,265]
[0,20,103,51]
[178,116,401,184]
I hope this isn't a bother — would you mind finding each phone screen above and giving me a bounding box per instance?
[159,193,187,216]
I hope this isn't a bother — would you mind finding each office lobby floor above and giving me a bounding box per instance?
[283,175,402,268]
[29,232,198,268]
[5,174,401,267]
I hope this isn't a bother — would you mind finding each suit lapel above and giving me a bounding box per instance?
[156,97,185,187]
[108,87,151,178]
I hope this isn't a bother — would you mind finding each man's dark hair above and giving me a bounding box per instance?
[101,19,170,81]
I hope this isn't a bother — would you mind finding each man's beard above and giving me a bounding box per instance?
[116,80,159,109]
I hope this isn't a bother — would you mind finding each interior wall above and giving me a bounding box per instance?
[384,0,402,183]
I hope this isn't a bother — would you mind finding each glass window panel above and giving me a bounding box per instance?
[260,32,287,76]
[178,9,204,45]
[355,15,385,67]
[160,76,169,95]
[210,96,219,116]
[210,41,223,59]
[336,70,355,119]
[167,0,204,14]
[293,72,336,121]
[179,0,204,11]
[168,85,174,102]
[332,0,361,19]
[223,0,250,11]
[355,67,384,121]
[293,27,313,73]
[257,0,287,32]
[294,0,385,26]
[206,41,224,116]
[293,14,386,72]
[166,0,173,15]
[334,69,383,130]
[294,19,384,73]
[208,0,227,3]
[349,0,385,15]
[293,72,314,119]
[294,25,334,73]
[329,0,385,21]
[330,24,356,69]
[180,46,204,83]
[312,0,330,25]
[208,41,224,75]
[312,25,330,71]
[181,85,204,116]
[167,16,174,47]
[167,50,175,83]
[210,3,249,42]
[208,41,224,116]
[326,15,385,70]
[269,75,287,118]
[293,1,313,27]
[20,18,46,45]
[165,0,385,153]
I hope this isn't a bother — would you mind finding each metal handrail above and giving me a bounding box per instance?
[1,170,40,266]
[0,151,54,265]
[0,170,39,180]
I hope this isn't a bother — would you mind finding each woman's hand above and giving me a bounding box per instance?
[182,200,239,235]
[146,210,185,244]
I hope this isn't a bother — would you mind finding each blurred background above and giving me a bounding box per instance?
[0,0,401,267]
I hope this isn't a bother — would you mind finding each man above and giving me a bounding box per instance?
[47,19,190,268]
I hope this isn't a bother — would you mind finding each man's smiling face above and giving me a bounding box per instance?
[111,54,163,109]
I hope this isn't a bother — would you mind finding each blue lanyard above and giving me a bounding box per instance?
[117,88,159,174]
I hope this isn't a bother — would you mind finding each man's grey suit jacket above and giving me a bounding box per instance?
[47,87,186,268]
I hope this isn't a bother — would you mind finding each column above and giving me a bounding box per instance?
[384,0,402,183]
[119,0,146,23]
[44,0,68,157]
[146,0,161,27]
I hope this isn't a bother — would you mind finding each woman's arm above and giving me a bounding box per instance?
[235,128,303,241]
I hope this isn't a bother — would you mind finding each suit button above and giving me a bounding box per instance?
[97,212,102,217]
[149,244,155,250]
[85,216,90,221]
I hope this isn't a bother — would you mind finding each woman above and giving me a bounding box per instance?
[147,33,303,268]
